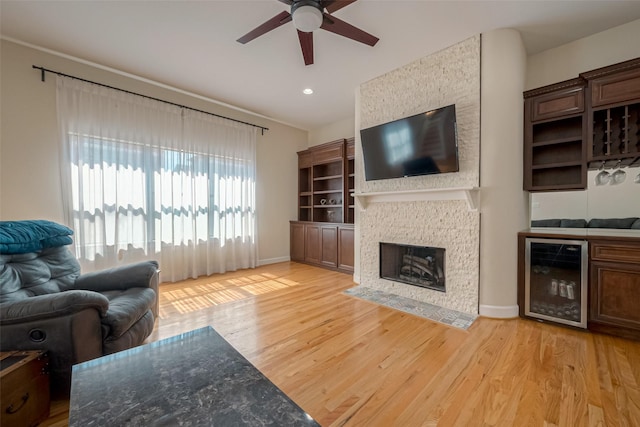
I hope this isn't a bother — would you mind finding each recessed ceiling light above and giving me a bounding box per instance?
[303,88,313,95]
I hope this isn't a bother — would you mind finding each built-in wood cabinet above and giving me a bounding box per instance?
[524,79,587,191]
[290,221,354,273]
[583,58,640,169]
[338,226,355,271]
[290,222,306,262]
[523,57,640,192]
[345,138,355,224]
[518,231,640,341]
[292,138,355,274]
[297,139,353,223]
[589,239,640,340]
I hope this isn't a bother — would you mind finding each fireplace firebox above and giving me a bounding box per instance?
[380,242,445,292]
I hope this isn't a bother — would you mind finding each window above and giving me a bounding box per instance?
[58,76,257,281]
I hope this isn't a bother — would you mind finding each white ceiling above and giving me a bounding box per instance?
[2,1,640,130]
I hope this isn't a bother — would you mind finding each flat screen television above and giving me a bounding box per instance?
[360,104,459,181]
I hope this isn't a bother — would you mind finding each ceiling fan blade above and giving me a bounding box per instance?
[237,11,292,44]
[320,13,378,47]
[324,0,358,14]
[297,30,314,66]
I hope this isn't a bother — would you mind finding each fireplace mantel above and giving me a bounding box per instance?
[353,187,480,212]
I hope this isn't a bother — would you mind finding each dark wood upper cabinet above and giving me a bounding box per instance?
[523,79,587,191]
[344,138,355,224]
[582,59,640,108]
[523,57,640,192]
[529,83,585,122]
[297,139,350,224]
[582,58,640,168]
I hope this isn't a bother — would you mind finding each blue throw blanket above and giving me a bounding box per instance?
[0,220,74,254]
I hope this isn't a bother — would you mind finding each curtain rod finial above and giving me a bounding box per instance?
[33,65,46,82]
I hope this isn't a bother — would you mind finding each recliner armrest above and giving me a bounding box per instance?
[0,290,109,325]
[74,261,159,293]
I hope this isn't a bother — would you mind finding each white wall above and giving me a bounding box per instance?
[0,39,308,266]
[526,19,640,90]
[308,116,355,147]
[479,29,528,318]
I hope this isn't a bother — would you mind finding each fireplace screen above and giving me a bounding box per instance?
[380,242,445,292]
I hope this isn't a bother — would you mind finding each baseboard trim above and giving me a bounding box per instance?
[257,256,290,267]
[479,304,519,319]
[353,273,361,284]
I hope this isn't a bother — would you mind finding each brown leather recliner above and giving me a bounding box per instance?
[0,221,159,397]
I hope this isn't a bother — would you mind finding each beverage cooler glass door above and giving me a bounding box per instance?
[525,238,588,328]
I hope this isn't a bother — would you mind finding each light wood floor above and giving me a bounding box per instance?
[42,262,640,426]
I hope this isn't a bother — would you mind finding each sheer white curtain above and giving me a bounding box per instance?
[56,76,257,281]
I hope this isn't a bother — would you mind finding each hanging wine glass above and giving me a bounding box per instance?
[595,161,610,186]
[611,160,626,185]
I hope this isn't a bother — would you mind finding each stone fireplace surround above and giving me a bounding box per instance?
[355,36,480,315]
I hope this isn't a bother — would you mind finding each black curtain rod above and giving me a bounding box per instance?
[32,65,269,135]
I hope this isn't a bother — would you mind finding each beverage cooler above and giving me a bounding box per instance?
[524,238,588,328]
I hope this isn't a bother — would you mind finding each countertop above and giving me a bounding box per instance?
[521,228,640,239]
[69,326,319,426]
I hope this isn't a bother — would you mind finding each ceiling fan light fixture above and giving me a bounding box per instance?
[292,1,323,33]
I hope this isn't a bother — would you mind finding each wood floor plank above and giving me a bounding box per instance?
[38,262,640,426]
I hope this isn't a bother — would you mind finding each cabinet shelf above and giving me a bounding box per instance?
[313,174,342,181]
[297,138,353,227]
[531,161,582,170]
[532,136,582,147]
[314,190,342,195]
[529,183,584,191]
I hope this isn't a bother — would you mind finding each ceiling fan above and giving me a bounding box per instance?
[237,0,379,66]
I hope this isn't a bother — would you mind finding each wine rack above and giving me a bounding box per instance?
[585,57,640,169]
[590,102,640,166]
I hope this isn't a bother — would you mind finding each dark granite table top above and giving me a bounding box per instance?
[69,326,319,426]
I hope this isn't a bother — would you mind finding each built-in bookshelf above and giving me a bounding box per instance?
[292,139,354,273]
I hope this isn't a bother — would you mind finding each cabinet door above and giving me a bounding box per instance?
[589,66,640,108]
[338,226,355,272]
[320,225,338,268]
[530,86,584,122]
[590,261,640,331]
[305,224,321,265]
[290,223,306,262]
[313,142,344,164]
